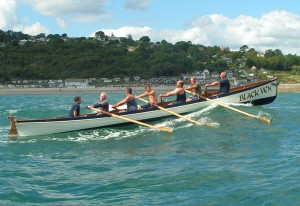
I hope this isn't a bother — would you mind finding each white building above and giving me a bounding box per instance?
[64,78,89,87]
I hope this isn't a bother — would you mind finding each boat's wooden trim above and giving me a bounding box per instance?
[229,78,277,92]
[204,78,277,98]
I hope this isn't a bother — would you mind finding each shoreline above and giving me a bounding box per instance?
[0,84,299,95]
[0,86,175,95]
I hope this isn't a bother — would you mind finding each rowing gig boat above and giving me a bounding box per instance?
[8,78,278,137]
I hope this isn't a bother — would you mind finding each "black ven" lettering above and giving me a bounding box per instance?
[240,85,272,101]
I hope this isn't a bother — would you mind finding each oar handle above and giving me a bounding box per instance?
[89,107,173,133]
[138,98,148,104]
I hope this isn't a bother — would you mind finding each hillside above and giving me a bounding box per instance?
[0,30,300,83]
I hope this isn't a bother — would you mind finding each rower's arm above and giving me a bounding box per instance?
[136,92,147,98]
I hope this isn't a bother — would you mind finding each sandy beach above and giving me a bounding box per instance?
[277,84,300,92]
[0,86,175,95]
[0,84,299,95]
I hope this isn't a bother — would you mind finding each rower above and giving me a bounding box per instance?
[205,71,230,94]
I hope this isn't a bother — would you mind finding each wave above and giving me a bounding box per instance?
[218,102,253,107]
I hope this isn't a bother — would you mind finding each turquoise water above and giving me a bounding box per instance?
[0,92,299,205]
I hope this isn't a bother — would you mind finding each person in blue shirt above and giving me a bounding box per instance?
[69,96,81,117]
[86,92,109,112]
[205,71,230,93]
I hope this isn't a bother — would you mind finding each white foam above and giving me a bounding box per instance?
[7,109,19,115]
[258,111,272,120]
[223,102,253,107]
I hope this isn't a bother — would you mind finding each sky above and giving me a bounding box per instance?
[1,0,300,55]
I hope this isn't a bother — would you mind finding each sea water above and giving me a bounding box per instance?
[0,92,299,205]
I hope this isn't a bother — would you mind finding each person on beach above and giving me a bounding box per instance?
[185,77,201,100]
[160,80,186,103]
[69,96,81,117]
[136,85,158,109]
[205,71,230,93]
[112,87,138,112]
[86,92,109,112]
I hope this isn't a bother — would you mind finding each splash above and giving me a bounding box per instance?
[155,104,220,129]
[47,125,160,142]
[257,111,272,123]
[185,105,220,127]
[6,109,19,115]
[221,102,253,107]
[187,104,218,118]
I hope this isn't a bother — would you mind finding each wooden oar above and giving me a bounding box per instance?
[137,97,217,127]
[185,90,271,123]
[89,107,173,133]
[202,96,271,123]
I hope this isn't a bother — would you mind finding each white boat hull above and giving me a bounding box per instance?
[12,78,278,137]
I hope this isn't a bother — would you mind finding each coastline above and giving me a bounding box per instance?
[0,86,175,95]
[277,83,300,92]
[0,84,299,95]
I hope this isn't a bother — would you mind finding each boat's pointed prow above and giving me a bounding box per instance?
[8,115,18,140]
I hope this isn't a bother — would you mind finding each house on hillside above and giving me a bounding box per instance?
[64,78,89,88]
[127,46,137,52]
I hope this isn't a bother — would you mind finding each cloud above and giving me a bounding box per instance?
[72,13,111,23]
[16,22,49,35]
[187,10,300,53]
[56,18,67,30]
[0,0,18,30]
[94,10,300,54]
[0,0,49,35]
[97,26,152,38]
[24,0,107,16]
[23,0,108,30]
[125,0,151,10]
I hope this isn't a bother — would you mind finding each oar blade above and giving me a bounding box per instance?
[8,129,18,136]
[8,115,18,139]
[258,116,271,123]
[158,127,173,133]
[204,122,219,128]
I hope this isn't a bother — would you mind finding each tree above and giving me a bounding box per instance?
[285,54,299,71]
[274,49,283,56]
[0,30,7,42]
[246,48,257,58]
[139,36,150,43]
[240,45,249,53]
[36,33,46,38]
[175,41,190,53]
[95,31,105,39]
[264,49,276,58]
[211,58,228,72]
[47,37,64,47]
[266,56,285,71]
